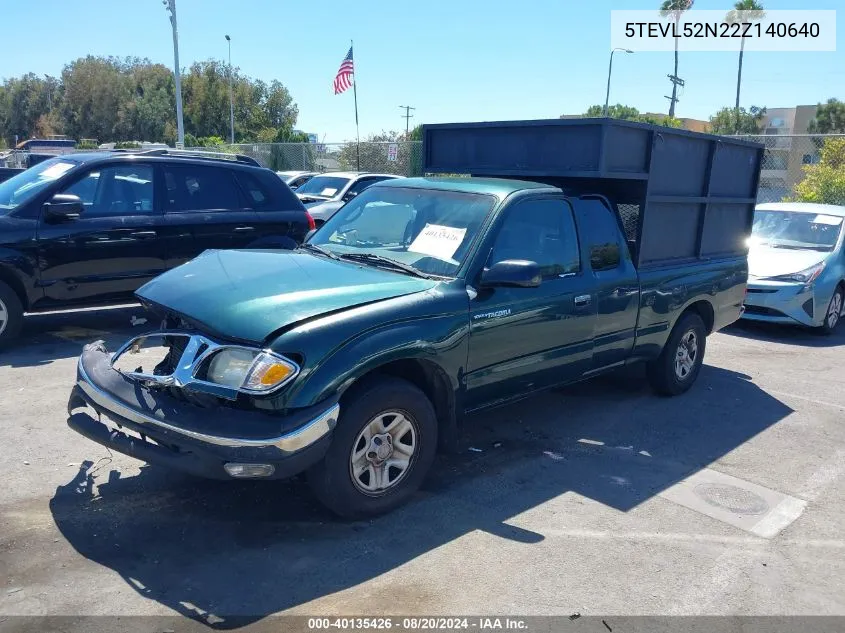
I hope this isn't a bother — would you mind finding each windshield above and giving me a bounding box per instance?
[0,158,78,212]
[308,185,497,277]
[295,175,351,198]
[751,210,843,251]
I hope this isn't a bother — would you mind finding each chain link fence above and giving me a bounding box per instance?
[4,135,844,207]
[197,141,425,177]
[732,134,845,205]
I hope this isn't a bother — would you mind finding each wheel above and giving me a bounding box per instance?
[817,286,843,335]
[307,376,438,518]
[647,312,706,396]
[0,281,24,350]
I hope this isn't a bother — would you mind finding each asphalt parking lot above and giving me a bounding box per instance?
[1,306,844,626]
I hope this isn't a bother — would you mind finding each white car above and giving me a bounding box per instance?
[294,172,401,225]
[276,171,318,190]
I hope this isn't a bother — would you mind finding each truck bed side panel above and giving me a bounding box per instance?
[631,257,747,361]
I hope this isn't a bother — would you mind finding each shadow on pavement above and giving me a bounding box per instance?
[723,319,845,348]
[49,363,792,627]
[1,305,150,368]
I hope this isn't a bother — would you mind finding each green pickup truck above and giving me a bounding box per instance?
[67,119,763,517]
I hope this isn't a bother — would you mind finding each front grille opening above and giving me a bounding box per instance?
[744,305,787,317]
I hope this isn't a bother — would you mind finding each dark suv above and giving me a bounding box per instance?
[0,149,314,347]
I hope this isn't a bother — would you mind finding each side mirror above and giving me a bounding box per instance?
[480,260,542,288]
[43,193,82,221]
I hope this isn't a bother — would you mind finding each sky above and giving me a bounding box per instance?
[2,0,843,141]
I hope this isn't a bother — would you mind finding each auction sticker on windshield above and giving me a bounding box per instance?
[41,162,75,179]
[812,215,843,226]
[321,188,338,196]
[409,223,467,260]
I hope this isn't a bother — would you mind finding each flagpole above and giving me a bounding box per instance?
[351,39,360,171]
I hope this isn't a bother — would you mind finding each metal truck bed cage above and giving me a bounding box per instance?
[422,118,765,268]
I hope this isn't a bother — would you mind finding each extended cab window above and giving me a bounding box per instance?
[579,199,625,271]
[489,198,580,278]
[61,165,154,217]
[163,165,241,212]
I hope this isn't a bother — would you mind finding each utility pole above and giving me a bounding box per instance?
[665,74,684,117]
[163,0,185,148]
[225,35,235,144]
[604,48,633,117]
[399,105,416,136]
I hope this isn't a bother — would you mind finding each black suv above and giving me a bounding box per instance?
[0,149,314,347]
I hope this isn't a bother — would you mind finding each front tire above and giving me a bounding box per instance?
[0,281,24,350]
[817,286,843,335]
[308,376,438,518]
[647,312,707,396]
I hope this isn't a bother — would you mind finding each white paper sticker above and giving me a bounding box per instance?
[40,162,75,179]
[320,187,338,197]
[812,214,843,226]
[408,223,467,260]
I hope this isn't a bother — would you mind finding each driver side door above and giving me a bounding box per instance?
[36,163,167,305]
[464,196,597,411]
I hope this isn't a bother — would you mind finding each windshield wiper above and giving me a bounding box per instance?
[299,243,340,260]
[339,253,431,278]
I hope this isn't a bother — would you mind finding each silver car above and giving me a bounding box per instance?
[276,171,317,190]
[743,202,845,334]
[294,172,400,225]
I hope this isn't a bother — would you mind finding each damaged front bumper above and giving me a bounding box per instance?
[67,341,339,480]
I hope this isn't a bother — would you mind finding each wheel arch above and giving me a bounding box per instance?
[0,264,29,311]
[679,299,715,334]
[340,357,458,453]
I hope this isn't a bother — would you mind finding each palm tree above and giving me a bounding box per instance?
[725,0,766,134]
[660,0,694,118]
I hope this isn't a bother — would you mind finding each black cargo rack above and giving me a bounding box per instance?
[422,118,765,268]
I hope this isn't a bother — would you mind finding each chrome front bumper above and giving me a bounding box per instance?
[67,341,339,479]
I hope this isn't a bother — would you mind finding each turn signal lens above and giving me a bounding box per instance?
[243,353,297,392]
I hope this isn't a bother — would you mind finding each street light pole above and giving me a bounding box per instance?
[163,0,185,148]
[225,35,234,145]
[604,48,633,117]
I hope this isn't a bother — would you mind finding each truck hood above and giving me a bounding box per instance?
[136,249,437,343]
[748,246,828,278]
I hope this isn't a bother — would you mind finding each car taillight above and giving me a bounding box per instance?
[306,212,316,231]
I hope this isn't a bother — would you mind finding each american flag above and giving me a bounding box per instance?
[333,46,355,95]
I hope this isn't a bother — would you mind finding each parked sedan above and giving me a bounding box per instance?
[293,172,401,225]
[743,202,845,334]
[276,171,317,190]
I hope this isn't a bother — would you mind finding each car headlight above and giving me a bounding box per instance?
[204,348,299,394]
[768,261,825,286]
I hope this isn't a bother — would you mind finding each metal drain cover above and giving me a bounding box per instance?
[694,483,770,515]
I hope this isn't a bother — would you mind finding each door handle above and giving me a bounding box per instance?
[234,226,255,232]
[130,231,158,239]
[574,294,592,307]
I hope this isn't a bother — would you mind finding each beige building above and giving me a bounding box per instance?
[756,105,819,202]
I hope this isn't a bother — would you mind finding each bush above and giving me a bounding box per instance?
[76,140,98,149]
[114,141,141,149]
[793,137,845,205]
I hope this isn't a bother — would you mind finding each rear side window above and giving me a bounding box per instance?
[579,199,624,271]
[162,164,241,212]
[237,169,303,212]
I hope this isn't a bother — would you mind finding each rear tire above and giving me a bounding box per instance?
[647,312,707,396]
[0,281,24,350]
[817,286,843,336]
[307,376,438,518]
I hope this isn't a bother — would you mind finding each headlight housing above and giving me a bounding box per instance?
[768,261,825,286]
[203,347,299,394]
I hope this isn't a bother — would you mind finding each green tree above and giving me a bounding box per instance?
[0,73,61,144]
[710,105,766,135]
[660,0,693,118]
[793,137,845,205]
[808,98,845,134]
[116,63,176,142]
[61,56,132,142]
[725,1,765,134]
[584,104,682,128]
